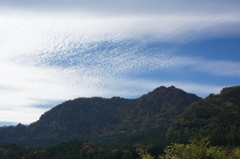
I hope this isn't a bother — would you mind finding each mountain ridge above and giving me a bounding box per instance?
[167,86,240,145]
[0,86,201,147]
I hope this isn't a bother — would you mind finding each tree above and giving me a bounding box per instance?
[137,148,155,159]
[159,138,240,159]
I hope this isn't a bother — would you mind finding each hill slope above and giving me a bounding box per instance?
[167,86,240,146]
[0,86,201,147]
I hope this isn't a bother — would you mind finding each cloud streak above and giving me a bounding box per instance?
[0,0,240,124]
[194,60,240,77]
[1,0,240,17]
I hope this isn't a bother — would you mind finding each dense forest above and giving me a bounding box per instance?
[1,139,240,159]
[0,86,240,158]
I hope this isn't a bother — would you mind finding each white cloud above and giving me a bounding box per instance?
[0,107,48,124]
[1,0,240,18]
[0,1,240,124]
[194,60,240,77]
[0,50,228,124]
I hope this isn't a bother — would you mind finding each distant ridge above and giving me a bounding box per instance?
[0,86,201,147]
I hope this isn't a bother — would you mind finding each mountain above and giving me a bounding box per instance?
[167,86,240,146]
[0,86,201,147]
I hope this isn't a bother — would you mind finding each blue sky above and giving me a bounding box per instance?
[0,0,240,125]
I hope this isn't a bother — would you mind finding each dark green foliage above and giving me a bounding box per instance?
[0,143,32,159]
[168,86,240,146]
[139,139,240,159]
[24,140,134,159]
[159,138,240,159]
[137,148,155,159]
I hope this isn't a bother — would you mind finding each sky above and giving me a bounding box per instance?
[0,0,240,125]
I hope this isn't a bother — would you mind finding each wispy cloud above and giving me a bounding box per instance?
[0,0,240,124]
[1,0,240,17]
[194,60,240,77]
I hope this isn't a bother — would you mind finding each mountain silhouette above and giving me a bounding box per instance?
[0,86,201,147]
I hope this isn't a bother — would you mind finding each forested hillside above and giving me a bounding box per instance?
[0,86,201,147]
[0,85,240,159]
[167,86,240,146]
